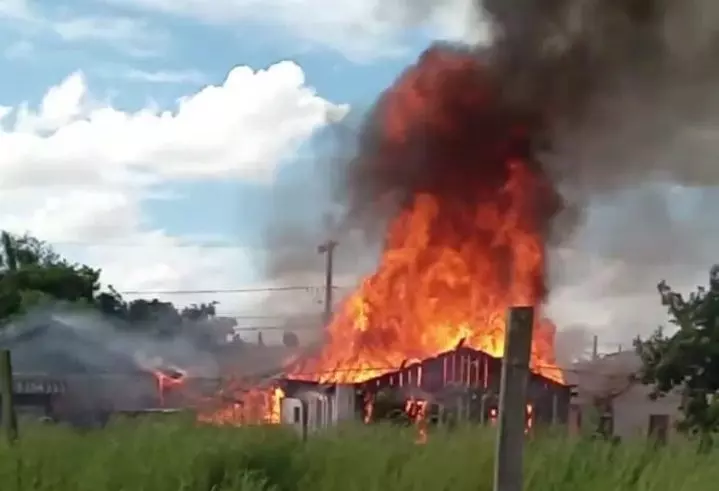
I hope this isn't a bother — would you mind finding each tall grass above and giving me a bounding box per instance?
[0,417,716,491]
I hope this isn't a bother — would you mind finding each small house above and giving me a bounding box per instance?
[568,351,681,441]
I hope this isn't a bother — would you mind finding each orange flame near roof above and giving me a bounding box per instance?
[292,47,564,385]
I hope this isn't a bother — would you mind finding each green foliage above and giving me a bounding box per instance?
[1,419,718,491]
[636,265,719,436]
[0,232,100,324]
[181,302,218,321]
[95,287,227,338]
[0,230,224,340]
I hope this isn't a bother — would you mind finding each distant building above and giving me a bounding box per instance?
[0,317,161,426]
[568,351,681,441]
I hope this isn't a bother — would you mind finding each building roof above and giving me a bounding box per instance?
[0,314,145,376]
[567,351,641,402]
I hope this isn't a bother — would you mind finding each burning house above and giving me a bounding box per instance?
[357,346,570,425]
[268,46,573,433]
[207,2,719,434]
[281,345,571,433]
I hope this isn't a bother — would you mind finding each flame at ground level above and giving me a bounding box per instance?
[197,385,285,426]
[291,47,564,385]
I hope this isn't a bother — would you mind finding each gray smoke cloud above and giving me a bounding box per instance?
[262,0,719,357]
[372,0,719,189]
[0,305,222,422]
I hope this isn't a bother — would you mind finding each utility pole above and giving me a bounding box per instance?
[592,335,599,360]
[493,306,534,491]
[0,349,18,443]
[317,240,338,326]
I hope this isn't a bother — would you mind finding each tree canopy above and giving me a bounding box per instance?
[0,230,238,346]
[636,265,719,436]
[0,231,100,320]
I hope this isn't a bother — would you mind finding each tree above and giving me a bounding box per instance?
[0,231,100,323]
[95,286,126,317]
[636,265,719,439]
[0,230,227,344]
[181,302,217,322]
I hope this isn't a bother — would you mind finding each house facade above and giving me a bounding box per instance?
[612,382,681,441]
[569,350,682,441]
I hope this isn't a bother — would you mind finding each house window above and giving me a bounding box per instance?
[293,406,301,424]
[648,414,669,444]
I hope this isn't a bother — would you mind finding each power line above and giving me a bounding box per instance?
[118,285,350,295]
[51,240,254,248]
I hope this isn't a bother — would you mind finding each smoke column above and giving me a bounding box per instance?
[265,0,719,353]
[348,0,719,341]
[347,0,719,215]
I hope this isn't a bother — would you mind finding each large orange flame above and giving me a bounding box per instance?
[293,47,564,385]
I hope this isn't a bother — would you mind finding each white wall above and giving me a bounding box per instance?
[569,350,684,440]
[612,383,681,440]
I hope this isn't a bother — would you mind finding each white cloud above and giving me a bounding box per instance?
[1,62,349,185]
[0,0,32,21]
[1,2,166,58]
[0,61,349,312]
[96,0,489,60]
[119,68,207,84]
[50,15,168,58]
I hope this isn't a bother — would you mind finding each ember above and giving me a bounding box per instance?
[291,47,564,384]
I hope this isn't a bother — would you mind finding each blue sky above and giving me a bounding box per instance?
[0,0,445,315]
[1,0,716,340]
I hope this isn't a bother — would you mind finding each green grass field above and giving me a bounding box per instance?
[0,417,716,491]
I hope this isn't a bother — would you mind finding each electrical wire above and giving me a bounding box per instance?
[51,240,254,248]
[118,285,349,295]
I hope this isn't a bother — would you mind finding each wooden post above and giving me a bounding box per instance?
[493,306,534,491]
[0,349,18,443]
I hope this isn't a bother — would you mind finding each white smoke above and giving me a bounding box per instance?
[0,305,222,419]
